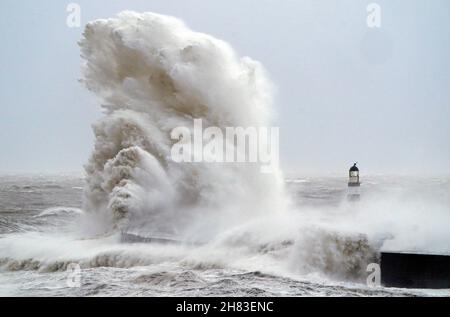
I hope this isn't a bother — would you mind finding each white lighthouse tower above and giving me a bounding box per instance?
[347,163,360,200]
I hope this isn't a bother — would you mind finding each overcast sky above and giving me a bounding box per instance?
[0,0,449,175]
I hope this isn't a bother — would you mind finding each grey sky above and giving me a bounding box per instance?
[0,0,449,174]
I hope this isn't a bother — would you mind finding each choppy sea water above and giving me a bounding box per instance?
[0,173,449,297]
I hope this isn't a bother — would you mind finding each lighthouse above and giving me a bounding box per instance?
[347,163,360,200]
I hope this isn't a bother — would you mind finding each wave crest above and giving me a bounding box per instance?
[80,11,286,235]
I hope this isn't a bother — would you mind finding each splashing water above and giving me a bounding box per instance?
[79,11,287,238]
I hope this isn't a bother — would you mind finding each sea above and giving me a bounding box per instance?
[0,173,448,297]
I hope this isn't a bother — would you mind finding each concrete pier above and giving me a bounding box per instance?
[381,251,450,289]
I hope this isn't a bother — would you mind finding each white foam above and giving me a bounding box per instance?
[79,11,287,237]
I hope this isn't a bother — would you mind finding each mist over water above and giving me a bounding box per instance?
[0,12,449,296]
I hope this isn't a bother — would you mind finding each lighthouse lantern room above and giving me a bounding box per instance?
[348,163,360,187]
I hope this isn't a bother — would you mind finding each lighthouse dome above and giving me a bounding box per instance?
[349,163,359,172]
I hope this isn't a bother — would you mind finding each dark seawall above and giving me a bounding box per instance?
[381,252,450,289]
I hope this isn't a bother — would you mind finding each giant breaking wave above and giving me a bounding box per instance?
[80,11,286,238]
